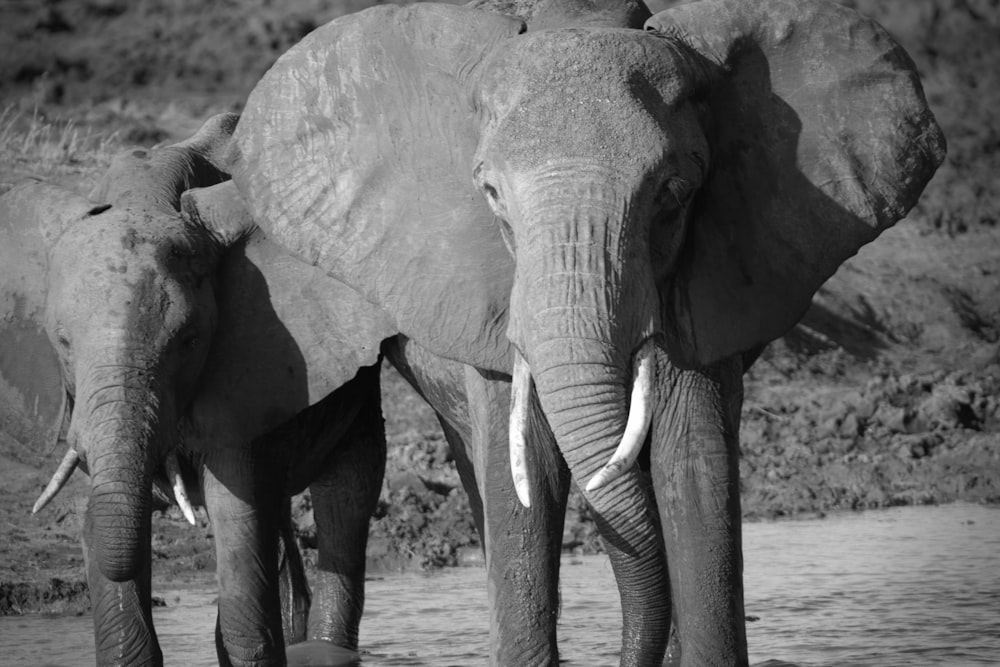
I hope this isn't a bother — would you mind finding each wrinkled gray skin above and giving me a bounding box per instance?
[0,116,397,665]
[228,0,944,664]
[1,111,568,666]
[183,183,571,666]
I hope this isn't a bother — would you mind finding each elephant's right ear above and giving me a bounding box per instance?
[646,0,945,366]
[0,182,105,462]
[230,4,525,372]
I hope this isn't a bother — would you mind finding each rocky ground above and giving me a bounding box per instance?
[1,0,998,615]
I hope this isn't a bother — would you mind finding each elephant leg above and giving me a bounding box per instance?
[437,415,486,542]
[650,354,747,667]
[306,377,386,650]
[278,499,311,645]
[463,366,569,667]
[81,496,162,667]
[202,446,284,667]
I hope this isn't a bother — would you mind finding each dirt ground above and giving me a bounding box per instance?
[1,0,998,616]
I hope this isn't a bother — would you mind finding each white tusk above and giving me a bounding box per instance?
[32,448,79,514]
[585,338,657,493]
[509,349,532,508]
[165,453,197,525]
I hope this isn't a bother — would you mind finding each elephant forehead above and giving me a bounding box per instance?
[51,208,201,284]
[484,28,694,101]
[478,28,702,170]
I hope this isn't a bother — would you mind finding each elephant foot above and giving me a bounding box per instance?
[285,640,361,666]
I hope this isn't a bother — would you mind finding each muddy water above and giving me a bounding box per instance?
[2,503,998,666]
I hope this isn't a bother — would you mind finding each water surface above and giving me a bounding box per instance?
[2,503,997,665]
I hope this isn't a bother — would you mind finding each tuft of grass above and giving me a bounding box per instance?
[0,105,119,176]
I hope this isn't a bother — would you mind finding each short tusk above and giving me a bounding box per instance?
[585,338,657,493]
[32,448,79,514]
[509,349,532,508]
[165,453,197,525]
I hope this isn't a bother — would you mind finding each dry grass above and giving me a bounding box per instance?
[0,105,120,191]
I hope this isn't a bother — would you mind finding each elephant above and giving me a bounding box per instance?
[220,0,945,664]
[0,115,398,665]
[1,112,569,666]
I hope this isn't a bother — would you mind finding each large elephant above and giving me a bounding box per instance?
[224,0,945,664]
[0,116,398,665]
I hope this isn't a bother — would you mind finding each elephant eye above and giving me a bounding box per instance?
[481,181,505,217]
[55,328,71,350]
[656,177,694,214]
[473,163,506,217]
[179,330,201,351]
[483,183,499,204]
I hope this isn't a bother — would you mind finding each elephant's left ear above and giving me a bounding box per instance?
[646,0,945,366]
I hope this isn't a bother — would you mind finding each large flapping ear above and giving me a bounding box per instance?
[181,182,397,443]
[645,0,945,366]
[230,4,524,373]
[0,182,106,461]
[90,112,239,212]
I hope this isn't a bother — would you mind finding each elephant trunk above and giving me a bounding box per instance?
[510,180,671,662]
[510,174,660,489]
[78,364,159,583]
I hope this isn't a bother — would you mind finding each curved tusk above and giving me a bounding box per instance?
[165,453,197,525]
[509,349,532,508]
[585,338,657,493]
[32,448,79,514]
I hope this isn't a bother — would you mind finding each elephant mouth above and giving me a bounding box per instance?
[509,337,657,506]
[32,447,197,525]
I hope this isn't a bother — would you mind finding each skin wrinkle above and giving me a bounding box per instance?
[217,0,941,662]
[651,352,746,665]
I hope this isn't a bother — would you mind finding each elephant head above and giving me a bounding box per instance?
[0,115,239,583]
[228,0,943,498]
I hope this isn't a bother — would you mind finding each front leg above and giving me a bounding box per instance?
[385,337,569,666]
[81,496,162,666]
[305,390,386,651]
[202,446,284,667]
[462,365,570,667]
[650,353,748,667]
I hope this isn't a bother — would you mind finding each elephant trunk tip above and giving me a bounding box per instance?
[90,473,153,583]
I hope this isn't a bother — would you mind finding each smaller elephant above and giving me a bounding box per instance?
[0,115,396,665]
